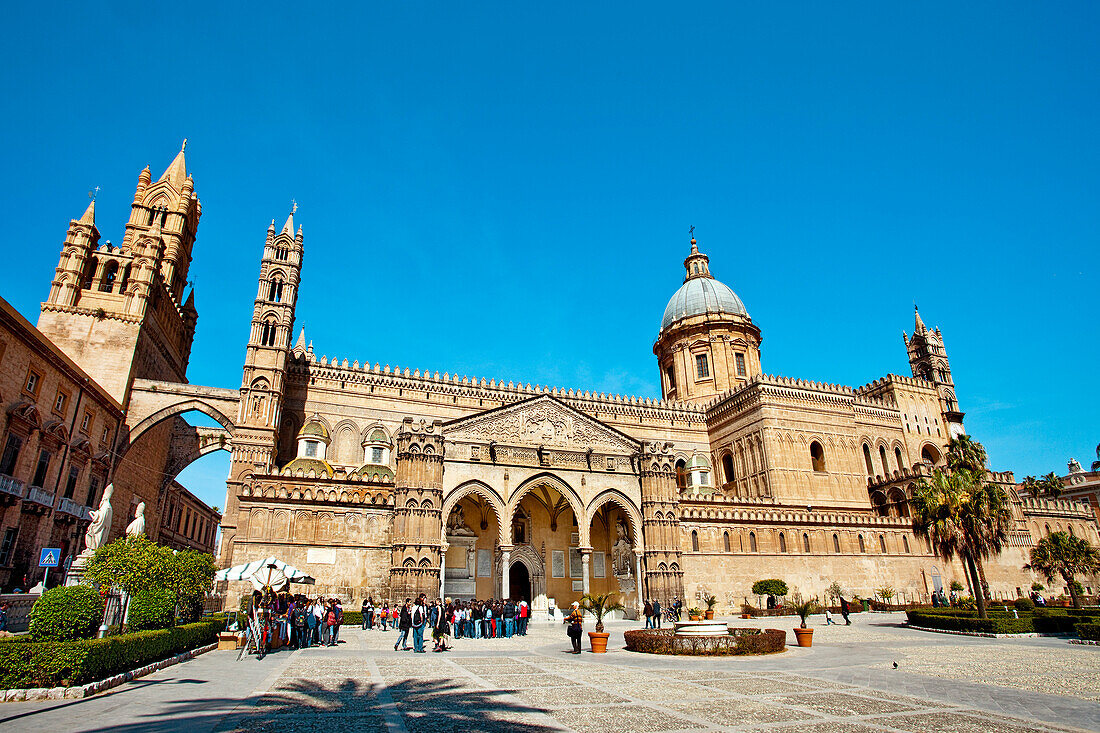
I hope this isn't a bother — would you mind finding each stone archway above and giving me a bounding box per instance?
[497,543,547,612]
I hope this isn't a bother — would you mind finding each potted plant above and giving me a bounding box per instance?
[740,602,755,619]
[703,593,718,620]
[580,592,624,653]
[688,606,703,621]
[792,597,817,647]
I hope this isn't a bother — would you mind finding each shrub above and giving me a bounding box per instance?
[1075,623,1100,641]
[29,585,105,641]
[949,580,965,592]
[0,618,225,689]
[623,627,785,656]
[1032,615,1078,634]
[1013,597,1034,613]
[128,588,177,631]
[906,610,1034,634]
[751,579,789,597]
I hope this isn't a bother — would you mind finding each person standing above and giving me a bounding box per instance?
[503,599,516,638]
[362,597,372,630]
[331,599,344,645]
[311,597,325,645]
[565,601,583,654]
[839,596,851,625]
[380,601,390,630]
[652,598,662,628]
[411,594,427,653]
[395,599,412,651]
[518,599,529,635]
[0,601,9,633]
[643,599,654,629]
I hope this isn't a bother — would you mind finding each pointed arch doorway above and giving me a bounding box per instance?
[509,561,531,603]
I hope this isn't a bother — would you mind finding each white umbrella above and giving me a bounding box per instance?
[215,556,316,588]
[249,562,288,590]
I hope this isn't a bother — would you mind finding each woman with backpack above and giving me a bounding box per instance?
[380,601,390,630]
[565,600,583,654]
[394,599,412,651]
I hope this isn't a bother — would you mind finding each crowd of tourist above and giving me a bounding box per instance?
[357,595,531,652]
[244,589,346,658]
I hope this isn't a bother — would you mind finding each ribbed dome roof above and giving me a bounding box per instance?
[661,276,749,333]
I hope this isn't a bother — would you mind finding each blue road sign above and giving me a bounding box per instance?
[39,547,61,567]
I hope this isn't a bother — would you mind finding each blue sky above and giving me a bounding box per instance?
[1,3,1097,511]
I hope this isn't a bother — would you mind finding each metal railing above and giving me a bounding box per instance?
[0,474,26,499]
[25,485,56,507]
[58,496,92,520]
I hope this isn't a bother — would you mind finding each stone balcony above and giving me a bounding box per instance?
[0,473,26,500]
[57,496,92,521]
[25,485,56,508]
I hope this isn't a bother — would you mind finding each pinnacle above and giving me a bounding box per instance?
[78,198,96,226]
[158,141,188,187]
[913,305,927,335]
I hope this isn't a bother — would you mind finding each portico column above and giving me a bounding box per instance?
[634,549,644,612]
[501,546,512,600]
[439,541,448,601]
[581,548,592,595]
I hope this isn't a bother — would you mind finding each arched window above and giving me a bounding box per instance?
[749,532,758,552]
[858,535,866,553]
[691,530,699,552]
[1044,524,1051,537]
[99,260,118,292]
[879,445,890,476]
[810,441,826,472]
[268,279,284,303]
[802,533,810,552]
[879,534,888,553]
[1069,525,1075,538]
[118,263,131,292]
[778,533,787,552]
[81,256,98,289]
[722,453,735,484]
[902,535,911,553]
[723,532,731,552]
[833,534,841,553]
[895,447,904,472]
[863,444,874,476]
[260,320,277,347]
[675,459,687,490]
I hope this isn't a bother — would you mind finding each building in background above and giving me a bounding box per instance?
[8,145,1097,609]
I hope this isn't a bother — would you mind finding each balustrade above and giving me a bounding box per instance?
[0,474,26,499]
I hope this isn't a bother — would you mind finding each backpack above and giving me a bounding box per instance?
[412,606,424,626]
[326,609,337,626]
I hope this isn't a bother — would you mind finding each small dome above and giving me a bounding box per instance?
[298,419,329,441]
[367,428,389,443]
[661,277,749,333]
[687,454,711,470]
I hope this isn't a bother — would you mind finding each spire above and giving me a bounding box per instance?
[158,139,188,187]
[683,225,712,281]
[914,305,927,335]
[295,327,306,350]
[78,198,96,226]
[281,200,297,234]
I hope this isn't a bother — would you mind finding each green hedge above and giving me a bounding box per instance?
[906,610,1033,634]
[1032,615,1079,634]
[128,588,177,631]
[623,628,786,655]
[0,618,226,689]
[1076,623,1100,641]
[28,585,105,641]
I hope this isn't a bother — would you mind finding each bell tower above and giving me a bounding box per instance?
[38,143,200,404]
[220,208,304,564]
[903,306,964,438]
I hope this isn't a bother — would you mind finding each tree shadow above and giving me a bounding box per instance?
[33,676,562,733]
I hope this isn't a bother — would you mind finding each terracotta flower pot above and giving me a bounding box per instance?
[793,627,813,647]
[741,613,751,619]
[588,631,610,653]
[689,614,702,621]
[704,610,715,620]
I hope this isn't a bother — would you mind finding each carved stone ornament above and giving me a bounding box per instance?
[446,504,476,536]
[445,395,638,453]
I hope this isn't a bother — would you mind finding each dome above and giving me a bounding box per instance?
[661,277,749,333]
[298,418,330,441]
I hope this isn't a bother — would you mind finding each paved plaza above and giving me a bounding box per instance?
[1,612,1098,732]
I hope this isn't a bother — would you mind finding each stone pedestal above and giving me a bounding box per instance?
[64,551,93,586]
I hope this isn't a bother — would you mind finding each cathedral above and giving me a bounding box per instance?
[11,146,1099,612]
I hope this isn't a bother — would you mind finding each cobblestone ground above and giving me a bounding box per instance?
[2,613,1098,733]
[206,615,1099,733]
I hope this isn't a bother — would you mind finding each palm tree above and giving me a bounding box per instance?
[911,465,1011,620]
[946,434,987,473]
[1026,532,1100,608]
[1021,472,1063,499]
[579,592,626,633]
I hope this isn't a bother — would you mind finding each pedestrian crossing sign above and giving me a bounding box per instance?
[39,548,61,567]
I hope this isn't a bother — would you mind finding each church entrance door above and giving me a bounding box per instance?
[509,561,531,603]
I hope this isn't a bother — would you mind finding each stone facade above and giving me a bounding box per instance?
[11,146,1098,611]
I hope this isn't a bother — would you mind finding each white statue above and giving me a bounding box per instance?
[612,517,633,578]
[126,501,146,537]
[446,505,475,536]
[83,483,114,553]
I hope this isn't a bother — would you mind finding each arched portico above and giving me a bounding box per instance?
[586,489,645,618]
[440,481,505,601]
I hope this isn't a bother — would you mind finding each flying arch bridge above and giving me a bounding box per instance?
[123,379,240,454]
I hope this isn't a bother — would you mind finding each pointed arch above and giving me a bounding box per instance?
[585,488,643,548]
